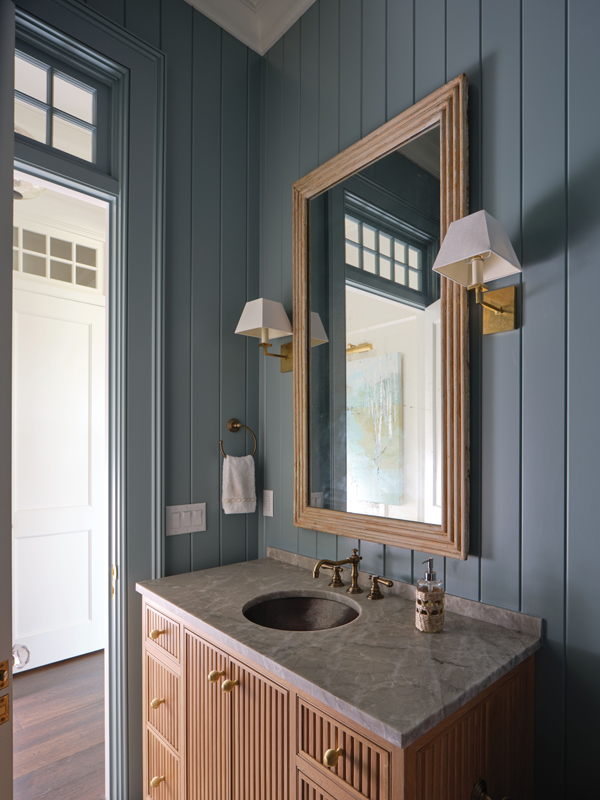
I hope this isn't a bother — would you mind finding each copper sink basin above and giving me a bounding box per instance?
[243,593,359,631]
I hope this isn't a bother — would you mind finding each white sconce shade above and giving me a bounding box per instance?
[235,298,292,341]
[432,210,522,287]
[310,312,328,347]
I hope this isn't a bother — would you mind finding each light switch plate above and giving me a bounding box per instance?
[263,490,274,517]
[166,503,206,535]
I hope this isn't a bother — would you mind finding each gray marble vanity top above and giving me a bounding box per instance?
[137,557,541,749]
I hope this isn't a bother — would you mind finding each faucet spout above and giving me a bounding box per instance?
[313,559,335,579]
[313,549,363,594]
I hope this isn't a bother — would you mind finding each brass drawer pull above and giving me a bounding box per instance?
[150,698,165,709]
[323,747,344,768]
[150,775,165,788]
[221,679,239,693]
[149,629,166,640]
[208,670,225,683]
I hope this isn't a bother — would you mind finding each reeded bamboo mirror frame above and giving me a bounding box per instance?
[293,74,469,559]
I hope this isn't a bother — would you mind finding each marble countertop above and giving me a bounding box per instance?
[137,557,541,749]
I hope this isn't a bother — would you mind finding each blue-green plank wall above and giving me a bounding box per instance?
[79,0,261,572]
[260,0,600,794]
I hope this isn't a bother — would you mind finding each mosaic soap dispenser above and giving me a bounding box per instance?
[415,558,445,633]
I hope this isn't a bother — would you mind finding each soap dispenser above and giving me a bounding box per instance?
[415,558,445,633]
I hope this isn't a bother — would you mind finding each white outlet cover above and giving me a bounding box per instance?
[166,503,206,535]
[263,490,274,517]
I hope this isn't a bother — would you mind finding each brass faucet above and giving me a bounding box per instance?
[314,548,363,594]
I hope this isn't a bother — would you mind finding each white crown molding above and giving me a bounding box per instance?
[183,0,317,55]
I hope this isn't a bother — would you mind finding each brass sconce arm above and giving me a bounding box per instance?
[473,284,506,315]
[259,342,286,359]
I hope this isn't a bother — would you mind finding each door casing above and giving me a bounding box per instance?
[1,2,166,798]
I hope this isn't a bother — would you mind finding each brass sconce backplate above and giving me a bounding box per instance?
[482,286,517,335]
[280,342,293,373]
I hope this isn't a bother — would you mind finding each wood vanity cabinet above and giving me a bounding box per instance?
[142,598,534,800]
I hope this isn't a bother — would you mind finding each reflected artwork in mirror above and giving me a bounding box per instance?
[293,76,469,559]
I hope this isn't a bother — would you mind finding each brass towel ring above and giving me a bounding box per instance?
[219,418,257,459]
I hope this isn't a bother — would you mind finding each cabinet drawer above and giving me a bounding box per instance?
[297,768,355,800]
[146,605,180,664]
[146,652,180,752]
[147,729,180,800]
[297,698,390,800]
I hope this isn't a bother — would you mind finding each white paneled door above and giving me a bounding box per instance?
[12,286,106,670]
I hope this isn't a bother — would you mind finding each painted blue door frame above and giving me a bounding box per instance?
[0,2,165,798]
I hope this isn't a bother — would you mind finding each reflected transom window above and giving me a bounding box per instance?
[345,213,424,292]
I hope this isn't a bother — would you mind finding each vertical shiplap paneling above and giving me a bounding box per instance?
[297,4,320,557]
[412,0,447,585]
[361,0,386,136]
[318,0,339,164]
[357,0,387,572]
[386,0,414,119]
[316,0,340,561]
[246,46,262,561]
[124,0,160,49]
[85,0,125,27]
[339,0,362,152]
[162,0,194,576]
[567,0,600,791]
[445,0,482,600]
[279,22,301,556]
[414,0,446,102]
[220,32,250,565]
[479,0,522,610]
[521,2,567,795]
[262,39,284,552]
[191,12,222,571]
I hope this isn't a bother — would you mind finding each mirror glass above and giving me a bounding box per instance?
[309,126,442,525]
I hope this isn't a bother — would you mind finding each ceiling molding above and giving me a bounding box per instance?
[183,0,317,55]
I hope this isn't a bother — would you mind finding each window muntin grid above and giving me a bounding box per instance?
[14,50,97,163]
[344,213,423,291]
[13,225,101,292]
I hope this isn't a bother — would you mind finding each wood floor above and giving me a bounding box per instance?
[13,650,105,800]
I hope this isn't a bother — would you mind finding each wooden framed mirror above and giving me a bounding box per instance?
[293,74,469,560]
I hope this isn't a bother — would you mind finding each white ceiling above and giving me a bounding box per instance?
[183,0,316,55]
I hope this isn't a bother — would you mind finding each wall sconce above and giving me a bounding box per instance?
[432,210,522,334]
[235,298,328,373]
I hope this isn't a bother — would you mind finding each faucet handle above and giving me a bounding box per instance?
[367,575,394,600]
[351,548,362,560]
[321,564,345,588]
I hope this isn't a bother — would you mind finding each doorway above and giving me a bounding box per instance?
[12,169,109,798]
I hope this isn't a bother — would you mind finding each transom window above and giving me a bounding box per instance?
[13,225,100,291]
[344,214,424,292]
[14,50,97,163]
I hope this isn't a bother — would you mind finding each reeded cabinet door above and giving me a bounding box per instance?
[229,656,289,800]
[185,630,230,800]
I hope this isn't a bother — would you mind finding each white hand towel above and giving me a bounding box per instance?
[222,454,256,514]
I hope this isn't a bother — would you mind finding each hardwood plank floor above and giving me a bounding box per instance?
[13,651,105,800]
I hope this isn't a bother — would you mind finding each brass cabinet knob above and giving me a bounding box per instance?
[323,747,344,768]
[0,669,8,683]
[149,629,165,640]
[150,775,165,788]
[150,698,165,709]
[207,670,225,683]
[221,678,239,693]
